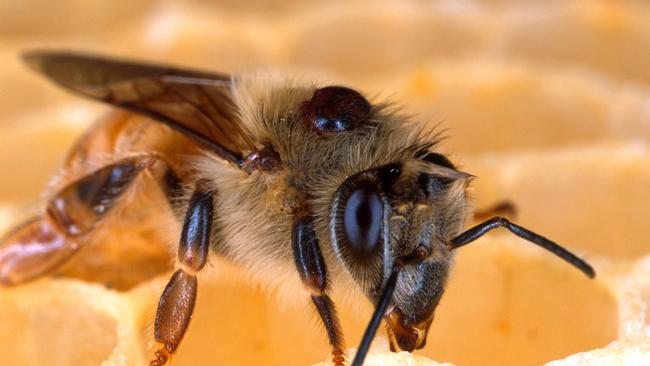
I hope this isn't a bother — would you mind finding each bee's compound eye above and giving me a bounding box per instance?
[343,184,383,258]
[301,86,371,134]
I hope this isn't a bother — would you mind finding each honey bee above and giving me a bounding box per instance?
[0,51,595,366]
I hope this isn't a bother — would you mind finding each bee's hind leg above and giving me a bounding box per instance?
[151,182,213,366]
[0,154,165,286]
[0,215,79,286]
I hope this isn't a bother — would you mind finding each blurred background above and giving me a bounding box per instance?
[0,1,649,366]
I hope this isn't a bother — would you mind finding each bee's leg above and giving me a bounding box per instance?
[473,200,517,221]
[0,154,169,286]
[0,216,79,286]
[160,167,185,207]
[292,211,345,366]
[151,183,212,366]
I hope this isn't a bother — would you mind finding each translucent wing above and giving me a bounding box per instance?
[23,50,255,166]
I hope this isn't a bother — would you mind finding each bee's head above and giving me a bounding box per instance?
[329,152,472,352]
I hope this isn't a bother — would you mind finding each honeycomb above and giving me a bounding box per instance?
[1,1,649,365]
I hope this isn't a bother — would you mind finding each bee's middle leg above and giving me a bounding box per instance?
[293,210,345,366]
[151,182,213,366]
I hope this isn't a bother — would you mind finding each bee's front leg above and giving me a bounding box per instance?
[151,182,213,366]
[292,210,345,366]
[472,200,517,221]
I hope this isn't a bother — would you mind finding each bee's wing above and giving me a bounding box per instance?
[23,50,254,166]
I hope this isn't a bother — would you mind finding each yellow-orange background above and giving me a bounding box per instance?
[0,1,649,366]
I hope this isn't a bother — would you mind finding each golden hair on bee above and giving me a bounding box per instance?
[0,51,595,366]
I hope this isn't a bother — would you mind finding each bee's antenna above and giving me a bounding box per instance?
[449,216,595,278]
[351,247,428,366]
[351,265,400,366]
